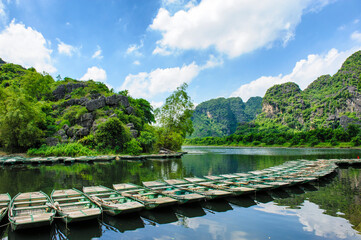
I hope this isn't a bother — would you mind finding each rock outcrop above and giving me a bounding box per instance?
[52,83,86,100]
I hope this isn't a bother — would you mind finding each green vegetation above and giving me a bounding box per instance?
[190,96,262,138]
[155,83,194,151]
[185,123,361,148]
[27,143,96,157]
[0,59,194,156]
[188,51,361,148]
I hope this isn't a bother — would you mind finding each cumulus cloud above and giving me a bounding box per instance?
[150,0,331,58]
[152,45,172,56]
[133,60,140,65]
[351,31,361,43]
[92,45,103,59]
[80,66,107,82]
[121,55,222,98]
[231,47,361,101]
[0,20,56,73]
[126,40,143,56]
[57,39,78,56]
[121,62,199,98]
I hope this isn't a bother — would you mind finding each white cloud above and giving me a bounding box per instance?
[57,39,78,57]
[133,60,140,65]
[150,0,331,58]
[126,40,143,56]
[231,47,361,101]
[121,55,222,98]
[354,19,360,24]
[122,62,199,98]
[351,31,361,43]
[152,45,172,56]
[92,45,103,59]
[256,201,361,239]
[151,101,163,109]
[0,20,56,73]
[80,66,107,82]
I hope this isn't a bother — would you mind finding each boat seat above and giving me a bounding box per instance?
[13,199,48,205]
[101,196,125,201]
[54,196,84,202]
[52,193,82,198]
[13,213,53,223]
[59,201,90,207]
[15,205,49,211]
[92,192,113,197]
[66,208,101,217]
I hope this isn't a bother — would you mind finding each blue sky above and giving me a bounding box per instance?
[0,0,360,107]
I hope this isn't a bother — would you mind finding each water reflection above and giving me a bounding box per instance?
[0,147,361,239]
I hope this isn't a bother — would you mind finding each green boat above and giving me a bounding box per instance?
[83,185,144,215]
[143,181,205,204]
[113,183,178,209]
[221,178,274,191]
[8,191,56,231]
[0,193,11,222]
[185,177,255,196]
[165,179,232,200]
[51,188,102,223]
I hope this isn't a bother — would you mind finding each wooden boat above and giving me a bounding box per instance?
[165,179,232,200]
[8,191,56,231]
[186,177,255,196]
[113,183,178,209]
[143,181,205,204]
[0,193,11,222]
[51,189,101,223]
[83,186,144,215]
[221,178,274,191]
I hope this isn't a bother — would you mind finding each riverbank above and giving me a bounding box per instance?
[183,141,361,149]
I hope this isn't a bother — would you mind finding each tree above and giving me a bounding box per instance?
[0,86,45,151]
[94,117,131,152]
[155,83,194,138]
[154,83,194,151]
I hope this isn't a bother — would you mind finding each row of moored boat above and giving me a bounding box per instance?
[0,159,356,231]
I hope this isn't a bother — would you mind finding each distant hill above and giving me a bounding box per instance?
[190,96,262,138]
[256,50,361,130]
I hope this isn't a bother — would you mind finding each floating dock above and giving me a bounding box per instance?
[0,153,186,166]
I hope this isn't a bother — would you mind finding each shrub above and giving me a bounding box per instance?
[124,139,142,155]
[27,143,95,157]
[95,118,131,153]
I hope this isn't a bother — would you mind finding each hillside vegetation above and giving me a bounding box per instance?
[191,96,262,138]
[0,60,189,155]
[186,50,361,148]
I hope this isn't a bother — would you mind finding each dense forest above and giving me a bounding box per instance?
[0,60,192,156]
[191,96,262,138]
[186,50,361,148]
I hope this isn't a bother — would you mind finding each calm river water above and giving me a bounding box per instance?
[1,146,361,239]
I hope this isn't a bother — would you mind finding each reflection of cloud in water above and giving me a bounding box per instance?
[255,201,361,239]
[172,217,250,240]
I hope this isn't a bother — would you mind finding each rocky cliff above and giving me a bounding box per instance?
[256,50,361,130]
[190,97,262,137]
